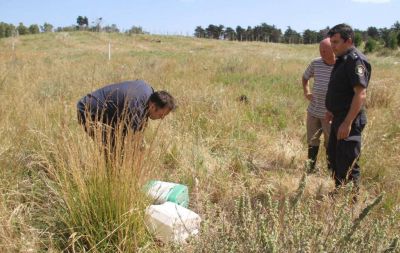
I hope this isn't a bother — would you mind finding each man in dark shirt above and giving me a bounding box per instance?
[77,80,176,156]
[325,24,371,192]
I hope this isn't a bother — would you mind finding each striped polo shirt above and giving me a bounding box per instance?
[303,57,334,119]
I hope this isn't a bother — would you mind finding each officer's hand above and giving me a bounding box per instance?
[304,93,313,101]
[337,121,351,140]
[325,111,333,124]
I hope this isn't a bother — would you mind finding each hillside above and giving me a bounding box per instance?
[0,32,399,252]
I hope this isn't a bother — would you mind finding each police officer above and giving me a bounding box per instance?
[77,80,176,155]
[325,24,371,190]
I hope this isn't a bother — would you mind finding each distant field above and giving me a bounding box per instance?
[0,32,399,252]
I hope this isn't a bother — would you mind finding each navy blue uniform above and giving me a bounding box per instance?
[326,47,371,187]
[77,80,154,150]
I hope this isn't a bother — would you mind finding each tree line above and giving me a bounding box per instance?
[0,16,146,39]
[1,17,399,52]
[194,22,400,51]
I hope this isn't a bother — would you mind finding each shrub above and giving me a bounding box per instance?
[364,38,377,53]
[354,32,362,47]
[388,32,398,50]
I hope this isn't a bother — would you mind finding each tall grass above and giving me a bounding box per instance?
[173,179,399,253]
[0,32,399,251]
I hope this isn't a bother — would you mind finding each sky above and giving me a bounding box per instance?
[1,0,399,35]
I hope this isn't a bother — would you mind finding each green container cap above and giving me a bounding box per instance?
[166,184,189,208]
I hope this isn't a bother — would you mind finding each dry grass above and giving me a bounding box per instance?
[0,31,399,252]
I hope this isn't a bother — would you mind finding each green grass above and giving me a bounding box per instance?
[0,31,399,252]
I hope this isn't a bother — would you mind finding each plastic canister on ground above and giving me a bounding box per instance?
[145,180,189,208]
[145,202,201,243]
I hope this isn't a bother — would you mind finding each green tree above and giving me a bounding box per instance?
[392,21,400,32]
[270,27,282,43]
[391,21,400,46]
[367,26,380,40]
[194,26,205,38]
[364,38,377,53]
[224,27,236,40]
[83,16,89,27]
[94,17,102,32]
[5,23,16,37]
[103,24,119,33]
[29,24,40,34]
[283,26,301,44]
[127,26,145,35]
[397,32,400,46]
[17,22,29,35]
[245,26,253,41]
[387,32,398,49]
[76,16,84,26]
[253,25,262,41]
[41,22,53,32]
[0,22,11,38]
[205,24,222,39]
[259,23,277,42]
[76,16,89,30]
[217,25,225,39]
[355,29,369,41]
[380,28,391,48]
[236,26,245,41]
[354,32,362,47]
[302,29,319,44]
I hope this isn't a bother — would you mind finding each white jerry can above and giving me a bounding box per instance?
[145,180,189,208]
[145,202,201,243]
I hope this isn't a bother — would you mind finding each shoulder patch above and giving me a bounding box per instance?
[356,64,365,76]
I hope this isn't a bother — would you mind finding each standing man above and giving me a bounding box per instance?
[302,38,336,173]
[325,24,371,191]
[77,79,176,156]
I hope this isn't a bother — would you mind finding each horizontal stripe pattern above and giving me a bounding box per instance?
[303,58,333,118]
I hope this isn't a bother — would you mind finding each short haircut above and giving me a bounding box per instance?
[149,91,176,111]
[327,23,354,43]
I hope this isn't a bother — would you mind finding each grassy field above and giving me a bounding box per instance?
[0,32,399,252]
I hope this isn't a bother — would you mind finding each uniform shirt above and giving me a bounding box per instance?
[303,57,334,119]
[326,47,371,116]
[78,80,154,131]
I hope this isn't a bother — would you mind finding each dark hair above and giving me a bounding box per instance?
[327,23,354,43]
[149,91,176,111]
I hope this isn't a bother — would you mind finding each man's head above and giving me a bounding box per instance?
[319,37,335,65]
[148,91,176,120]
[328,24,354,57]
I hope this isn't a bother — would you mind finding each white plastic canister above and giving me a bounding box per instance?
[145,202,201,243]
[145,180,189,208]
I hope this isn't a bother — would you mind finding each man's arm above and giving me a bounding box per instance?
[302,77,313,101]
[337,85,367,140]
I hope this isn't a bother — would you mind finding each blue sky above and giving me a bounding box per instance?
[1,0,399,35]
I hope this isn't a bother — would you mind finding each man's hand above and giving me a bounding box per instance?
[325,111,333,124]
[304,93,313,101]
[337,85,366,140]
[337,120,352,140]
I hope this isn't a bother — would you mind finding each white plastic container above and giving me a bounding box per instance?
[145,180,189,208]
[145,202,201,243]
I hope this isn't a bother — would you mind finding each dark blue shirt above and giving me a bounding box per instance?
[326,47,371,116]
[78,80,154,131]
